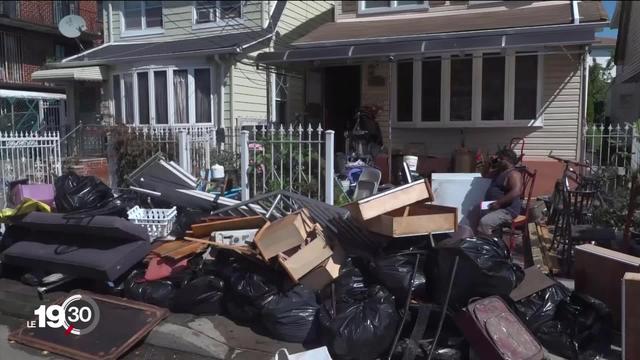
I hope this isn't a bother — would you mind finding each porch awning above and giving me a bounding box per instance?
[31,66,107,82]
[256,29,597,65]
[0,89,66,101]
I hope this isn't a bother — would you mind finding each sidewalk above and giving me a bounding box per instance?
[0,278,302,359]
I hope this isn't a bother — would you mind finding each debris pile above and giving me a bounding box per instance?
[0,163,622,359]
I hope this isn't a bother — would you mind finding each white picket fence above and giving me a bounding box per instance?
[0,131,61,208]
[582,123,640,189]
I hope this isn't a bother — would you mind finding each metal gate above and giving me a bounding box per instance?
[0,131,61,208]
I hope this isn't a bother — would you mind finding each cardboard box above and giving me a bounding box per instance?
[254,209,315,260]
[278,228,333,282]
[364,203,457,237]
[345,179,433,221]
[575,244,640,330]
[300,245,345,291]
[623,272,640,360]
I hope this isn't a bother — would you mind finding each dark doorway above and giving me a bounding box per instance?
[324,66,360,153]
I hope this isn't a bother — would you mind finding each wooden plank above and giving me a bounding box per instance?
[575,244,640,330]
[623,272,640,360]
[151,240,193,257]
[254,210,315,260]
[344,179,433,221]
[190,215,266,238]
[184,236,260,258]
[163,242,207,260]
[278,231,333,281]
[527,223,546,271]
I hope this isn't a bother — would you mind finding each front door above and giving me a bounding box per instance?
[324,66,360,153]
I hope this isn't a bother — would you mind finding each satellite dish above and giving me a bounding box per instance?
[58,15,87,38]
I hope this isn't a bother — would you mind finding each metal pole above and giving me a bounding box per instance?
[633,124,639,171]
[240,130,250,201]
[177,130,189,172]
[325,130,335,205]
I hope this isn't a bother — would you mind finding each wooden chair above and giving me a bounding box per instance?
[508,168,537,264]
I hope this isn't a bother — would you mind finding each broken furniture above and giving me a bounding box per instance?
[431,173,491,231]
[623,272,640,360]
[1,212,150,281]
[574,244,640,330]
[352,166,381,201]
[254,209,315,260]
[9,291,168,360]
[346,179,457,237]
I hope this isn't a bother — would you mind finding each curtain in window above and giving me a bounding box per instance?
[112,74,121,123]
[145,0,163,28]
[173,70,188,124]
[123,73,134,124]
[137,72,149,124]
[396,61,413,122]
[195,69,211,123]
[154,71,168,124]
[514,55,538,120]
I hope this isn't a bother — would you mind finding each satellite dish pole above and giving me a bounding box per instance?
[58,15,88,51]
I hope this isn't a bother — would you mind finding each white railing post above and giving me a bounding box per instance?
[177,130,189,173]
[324,130,335,205]
[633,123,640,171]
[240,130,250,201]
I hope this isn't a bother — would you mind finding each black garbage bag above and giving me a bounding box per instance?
[54,173,114,212]
[370,252,427,304]
[318,267,399,360]
[124,270,175,308]
[170,276,225,315]
[261,285,320,343]
[534,292,612,359]
[514,282,572,330]
[64,191,140,218]
[430,236,524,309]
[222,259,280,323]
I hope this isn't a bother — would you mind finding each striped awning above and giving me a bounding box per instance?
[31,66,107,82]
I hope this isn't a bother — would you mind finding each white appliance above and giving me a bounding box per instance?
[431,173,491,229]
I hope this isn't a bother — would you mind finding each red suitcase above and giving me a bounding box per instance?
[455,296,544,360]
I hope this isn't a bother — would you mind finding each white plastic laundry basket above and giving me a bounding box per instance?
[127,206,177,240]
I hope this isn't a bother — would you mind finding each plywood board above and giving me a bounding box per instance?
[345,179,433,221]
[278,232,333,281]
[364,203,457,237]
[623,272,640,360]
[190,216,266,238]
[254,210,314,260]
[300,244,345,290]
[575,244,640,330]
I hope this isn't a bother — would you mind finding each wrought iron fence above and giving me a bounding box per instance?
[239,124,335,204]
[0,131,61,207]
[582,123,640,189]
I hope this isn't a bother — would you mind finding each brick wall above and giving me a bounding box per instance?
[79,1,101,35]
[19,0,53,25]
[360,62,391,148]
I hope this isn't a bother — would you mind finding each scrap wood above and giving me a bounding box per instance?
[535,223,560,274]
[150,240,207,260]
[184,236,261,259]
[527,223,548,273]
[190,215,266,238]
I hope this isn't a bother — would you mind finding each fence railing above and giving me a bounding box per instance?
[582,123,640,189]
[238,125,335,204]
[0,131,61,208]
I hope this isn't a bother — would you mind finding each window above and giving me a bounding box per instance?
[113,66,220,125]
[195,68,211,123]
[0,31,22,83]
[123,73,134,124]
[173,70,189,124]
[421,58,440,122]
[53,1,78,24]
[481,53,505,121]
[137,72,150,124]
[0,1,19,18]
[450,56,472,122]
[514,54,538,120]
[275,73,288,123]
[123,0,163,32]
[360,0,426,12]
[54,44,66,60]
[396,61,413,122]
[154,71,168,124]
[112,75,122,123]
[392,52,542,127]
[194,0,242,24]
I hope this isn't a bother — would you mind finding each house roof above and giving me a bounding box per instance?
[292,2,607,47]
[57,30,272,66]
[593,36,617,48]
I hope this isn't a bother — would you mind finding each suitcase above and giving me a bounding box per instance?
[455,296,543,360]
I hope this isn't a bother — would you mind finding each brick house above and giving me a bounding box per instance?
[0,0,101,132]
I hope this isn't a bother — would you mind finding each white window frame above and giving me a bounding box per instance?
[192,0,244,30]
[391,51,544,128]
[120,0,164,38]
[358,1,429,14]
[111,64,218,126]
